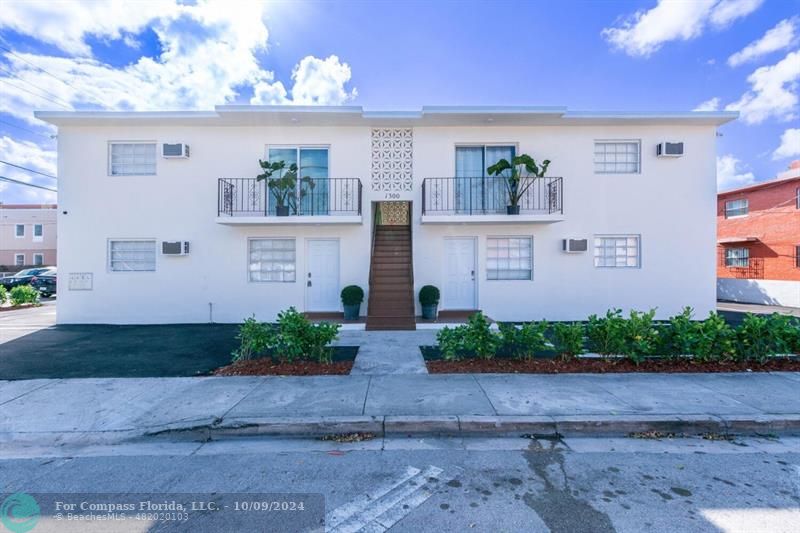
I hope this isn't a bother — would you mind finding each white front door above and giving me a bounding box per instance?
[307,239,340,311]
[443,238,476,309]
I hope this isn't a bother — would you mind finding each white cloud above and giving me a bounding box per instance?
[728,17,798,67]
[0,0,177,56]
[694,97,720,111]
[708,0,764,27]
[717,154,756,190]
[0,0,356,129]
[0,135,57,202]
[773,128,800,159]
[725,50,800,124]
[602,0,763,57]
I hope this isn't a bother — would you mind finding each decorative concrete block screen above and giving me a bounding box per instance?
[371,128,413,191]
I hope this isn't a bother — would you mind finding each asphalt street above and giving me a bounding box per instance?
[2,435,798,532]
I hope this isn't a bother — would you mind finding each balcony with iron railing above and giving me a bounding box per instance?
[216,177,363,225]
[421,176,564,223]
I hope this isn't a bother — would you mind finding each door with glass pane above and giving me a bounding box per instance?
[267,147,329,215]
[455,146,515,214]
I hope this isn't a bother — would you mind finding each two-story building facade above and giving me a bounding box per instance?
[37,106,735,326]
[0,204,57,271]
[717,161,800,308]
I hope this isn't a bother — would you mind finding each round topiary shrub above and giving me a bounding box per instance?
[419,285,440,306]
[341,285,364,306]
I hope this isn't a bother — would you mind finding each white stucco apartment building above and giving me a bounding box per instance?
[36,106,736,326]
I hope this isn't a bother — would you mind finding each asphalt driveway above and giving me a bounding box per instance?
[0,303,238,379]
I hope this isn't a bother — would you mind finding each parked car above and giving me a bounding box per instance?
[0,267,53,290]
[30,269,57,297]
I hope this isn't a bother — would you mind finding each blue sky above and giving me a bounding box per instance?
[0,0,798,204]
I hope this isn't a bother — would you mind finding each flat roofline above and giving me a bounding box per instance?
[34,105,738,126]
[0,204,58,209]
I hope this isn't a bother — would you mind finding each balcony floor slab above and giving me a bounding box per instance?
[215,215,363,225]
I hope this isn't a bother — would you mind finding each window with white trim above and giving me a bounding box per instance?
[33,253,44,266]
[33,224,43,237]
[108,240,156,271]
[594,235,641,268]
[249,238,296,282]
[109,142,156,176]
[725,247,749,267]
[724,198,748,218]
[14,224,24,237]
[594,141,640,174]
[14,254,24,266]
[487,236,532,280]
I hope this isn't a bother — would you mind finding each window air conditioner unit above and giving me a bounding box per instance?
[656,142,683,157]
[162,143,190,158]
[162,241,190,255]
[562,238,588,253]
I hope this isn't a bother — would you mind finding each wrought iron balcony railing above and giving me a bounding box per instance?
[218,178,362,217]
[421,176,563,215]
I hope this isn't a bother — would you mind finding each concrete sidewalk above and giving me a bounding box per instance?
[2,372,799,451]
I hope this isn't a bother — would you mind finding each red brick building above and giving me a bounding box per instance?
[717,161,800,307]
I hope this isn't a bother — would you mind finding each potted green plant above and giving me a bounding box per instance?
[256,159,298,216]
[341,285,364,320]
[419,285,440,320]
[487,154,550,215]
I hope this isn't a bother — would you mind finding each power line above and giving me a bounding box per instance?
[0,38,83,94]
[0,65,74,108]
[0,160,57,180]
[0,78,72,110]
[0,118,54,140]
[0,175,57,192]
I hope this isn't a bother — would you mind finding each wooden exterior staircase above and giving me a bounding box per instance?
[366,224,416,330]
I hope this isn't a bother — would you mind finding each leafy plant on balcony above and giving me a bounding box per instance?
[256,159,296,212]
[487,154,550,212]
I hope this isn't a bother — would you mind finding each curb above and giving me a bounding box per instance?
[142,414,800,441]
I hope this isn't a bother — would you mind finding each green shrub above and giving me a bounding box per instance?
[232,316,272,362]
[464,312,499,359]
[552,322,585,360]
[437,326,466,361]
[586,309,627,355]
[437,312,498,360]
[0,285,7,304]
[9,284,39,306]
[419,285,440,306]
[662,307,697,358]
[499,320,548,360]
[693,312,736,362]
[231,308,340,364]
[271,307,340,363]
[340,285,364,306]
[621,309,659,363]
[735,313,798,363]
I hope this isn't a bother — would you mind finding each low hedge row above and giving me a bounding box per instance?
[436,308,800,364]
[0,284,39,306]
[233,307,340,364]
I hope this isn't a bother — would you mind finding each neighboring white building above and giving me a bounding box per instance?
[36,106,736,326]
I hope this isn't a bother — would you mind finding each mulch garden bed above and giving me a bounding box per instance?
[213,346,359,376]
[215,359,353,376]
[426,357,800,374]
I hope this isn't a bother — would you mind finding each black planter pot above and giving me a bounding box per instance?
[506,205,520,215]
[343,303,361,320]
[421,304,438,320]
[275,205,290,216]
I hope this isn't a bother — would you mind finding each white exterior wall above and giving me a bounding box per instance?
[55,121,718,324]
[717,278,800,308]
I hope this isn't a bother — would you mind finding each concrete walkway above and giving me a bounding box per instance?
[338,330,434,375]
[2,372,799,452]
